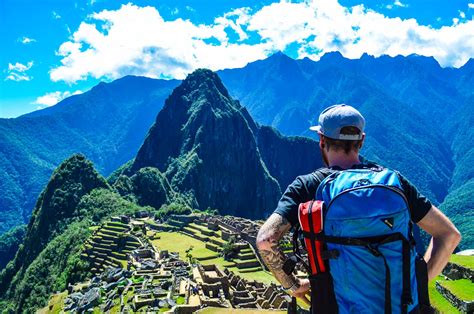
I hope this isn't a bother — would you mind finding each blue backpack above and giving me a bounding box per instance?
[291,166,428,314]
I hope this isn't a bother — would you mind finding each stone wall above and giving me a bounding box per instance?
[435,282,474,313]
[443,262,474,282]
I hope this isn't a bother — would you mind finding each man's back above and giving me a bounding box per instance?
[256,105,460,313]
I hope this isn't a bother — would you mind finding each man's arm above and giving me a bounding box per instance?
[256,213,310,304]
[417,205,461,280]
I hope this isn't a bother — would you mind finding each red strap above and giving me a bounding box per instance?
[298,200,326,274]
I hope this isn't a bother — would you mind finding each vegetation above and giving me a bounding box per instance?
[440,180,474,250]
[155,202,192,220]
[0,155,154,313]
[0,77,178,236]
[222,236,239,260]
[0,224,26,269]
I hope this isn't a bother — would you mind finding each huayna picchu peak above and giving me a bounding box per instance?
[118,69,324,219]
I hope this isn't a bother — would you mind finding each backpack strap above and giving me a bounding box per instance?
[314,169,339,201]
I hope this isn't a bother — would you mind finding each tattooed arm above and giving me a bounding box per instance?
[256,213,310,303]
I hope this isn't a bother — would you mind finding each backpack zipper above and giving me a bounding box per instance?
[326,184,409,211]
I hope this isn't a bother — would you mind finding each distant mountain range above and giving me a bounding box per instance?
[0,52,472,250]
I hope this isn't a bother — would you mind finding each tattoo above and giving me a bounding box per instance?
[257,213,295,289]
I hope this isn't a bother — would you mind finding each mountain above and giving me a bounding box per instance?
[0,69,326,312]
[0,154,152,312]
[218,52,456,205]
[117,69,324,219]
[217,52,472,249]
[0,225,25,270]
[0,77,179,235]
[0,53,472,249]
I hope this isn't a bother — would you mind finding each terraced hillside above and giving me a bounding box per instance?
[82,220,142,273]
[150,216,275,285]
[429,254,474,313]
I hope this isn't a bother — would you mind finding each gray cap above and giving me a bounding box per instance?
[309,104,365,140]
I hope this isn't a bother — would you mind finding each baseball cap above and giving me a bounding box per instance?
[309,104,365,140]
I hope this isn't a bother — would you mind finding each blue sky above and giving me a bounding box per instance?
[1,0,473,118]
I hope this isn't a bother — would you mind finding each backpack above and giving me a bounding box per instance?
[290,166,431,314]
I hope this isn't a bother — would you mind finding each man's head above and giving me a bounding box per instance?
[310,104,365,166]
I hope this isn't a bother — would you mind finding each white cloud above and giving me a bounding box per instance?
[5,61,34,81]
[18,37,36,44]
[171,7,179,15]
[33,90,82,108]
[50,4,270,82]
[394,0,407,8]
[50,1,474,83]
[468,3,474,9]
[459,11,466,19]
[52,11,61,19]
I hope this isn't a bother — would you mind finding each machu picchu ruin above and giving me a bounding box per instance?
[40,212,293,313]
[39,211,474,313]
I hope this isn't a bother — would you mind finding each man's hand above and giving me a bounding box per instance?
[290,278,311,306]
[417,205,461,280]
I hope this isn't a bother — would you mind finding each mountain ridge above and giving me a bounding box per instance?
[0,53,472,250]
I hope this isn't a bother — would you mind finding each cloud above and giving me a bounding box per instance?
[459,11,466,19]
[394,0,407,8]
[50,1,474,83]
[5,61,34,81]
[50,4,270,82]
[468,3,474,9]
[33,90,82,108]
[52,11,61,19]
[171,7,179,15]
[18,37,36,44]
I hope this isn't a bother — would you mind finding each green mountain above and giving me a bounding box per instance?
[0,225,25,270]
[0,77,178,235]
[0,154,151,312]
[0,70,327,312]
[0,52,472,250]
[116,69,323,219]
[218,52,473,249]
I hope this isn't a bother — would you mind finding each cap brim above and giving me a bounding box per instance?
[309,125,322,132]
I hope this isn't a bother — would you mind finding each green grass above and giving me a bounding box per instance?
[151,232,218,261]
[438,278,474,301]
[175,295,186,305]
[38,292,67,314]
[151,232,277,285]
[429,276,460,314]
[226,266,276,285]
[450,255,474,270]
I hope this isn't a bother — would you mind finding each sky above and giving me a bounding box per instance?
[1,0,473,118]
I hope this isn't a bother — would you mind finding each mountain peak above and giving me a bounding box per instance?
[180,68,231,99]
[320,51,344,61]
[131,70,281,217]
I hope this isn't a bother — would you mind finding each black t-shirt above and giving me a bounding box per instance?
[274,163,432,227]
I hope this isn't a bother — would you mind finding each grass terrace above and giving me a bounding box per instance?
[450,254,474,269]
[81,220,139,273]
[437,277,474,302]
[429,276,460,314]
[151,231,276,285]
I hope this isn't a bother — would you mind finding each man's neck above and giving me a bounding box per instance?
[328,154,361,170]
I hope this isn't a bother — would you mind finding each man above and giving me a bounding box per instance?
[256,104,461,311]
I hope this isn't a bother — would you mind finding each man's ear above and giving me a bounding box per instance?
[319,134,325,149]
[359,133,366,149]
